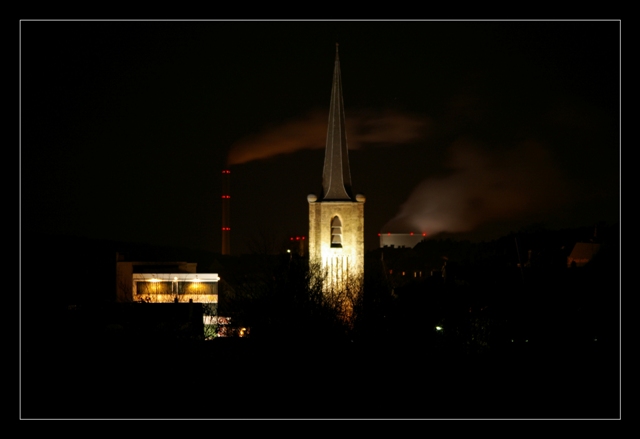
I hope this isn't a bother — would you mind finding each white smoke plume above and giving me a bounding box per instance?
[382,138,574,236]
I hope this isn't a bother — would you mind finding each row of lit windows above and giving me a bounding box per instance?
[136,281,217,295]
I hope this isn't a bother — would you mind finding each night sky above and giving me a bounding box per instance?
[20,20,620,254]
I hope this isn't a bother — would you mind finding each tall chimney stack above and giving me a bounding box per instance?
[221,169,231,255]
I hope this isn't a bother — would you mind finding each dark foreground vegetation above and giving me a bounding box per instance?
[20,223,620,418]
[21,335,618,419]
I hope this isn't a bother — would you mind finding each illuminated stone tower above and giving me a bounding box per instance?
[308,44,365,299]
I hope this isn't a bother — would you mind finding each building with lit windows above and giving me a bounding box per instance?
[115,255,223,338]
[116,256,220,304]
[131,272,219,304]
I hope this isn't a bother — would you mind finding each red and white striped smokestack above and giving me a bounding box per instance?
[221,169,231,255]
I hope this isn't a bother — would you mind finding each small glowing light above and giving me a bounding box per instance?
[377,233,381,236]
[174,277,178,281]
[287,249,291,253]
[525,340,528,343]
[435,326,443,331]
[422,233,426,237]
[387,232,391,236]
[410,232,414,236]
[511,339,514,343]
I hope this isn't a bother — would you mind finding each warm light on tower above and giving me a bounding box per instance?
[307,45,365,322]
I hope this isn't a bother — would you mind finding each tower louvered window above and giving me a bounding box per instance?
[331,216,343,248]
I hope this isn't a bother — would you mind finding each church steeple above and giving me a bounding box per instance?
[321,43,353,201]
[308,45,365,312]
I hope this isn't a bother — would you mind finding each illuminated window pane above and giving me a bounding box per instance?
[331,216,342,248]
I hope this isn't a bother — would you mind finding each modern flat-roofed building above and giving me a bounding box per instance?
[116,254,215,303]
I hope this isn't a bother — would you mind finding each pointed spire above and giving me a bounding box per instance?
[321,43,353,201]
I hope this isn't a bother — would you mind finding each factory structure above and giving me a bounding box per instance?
[379,232,428,249]
[286,235,308,257]
[308,44,366,298]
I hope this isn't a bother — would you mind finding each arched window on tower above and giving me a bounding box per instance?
[331,216,343,248]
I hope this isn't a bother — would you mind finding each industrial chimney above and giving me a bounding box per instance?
[221,169,231,255]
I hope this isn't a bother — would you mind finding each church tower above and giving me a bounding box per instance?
[308,44,365,299]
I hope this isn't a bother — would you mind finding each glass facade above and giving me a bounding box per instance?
[135,281,217,296]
